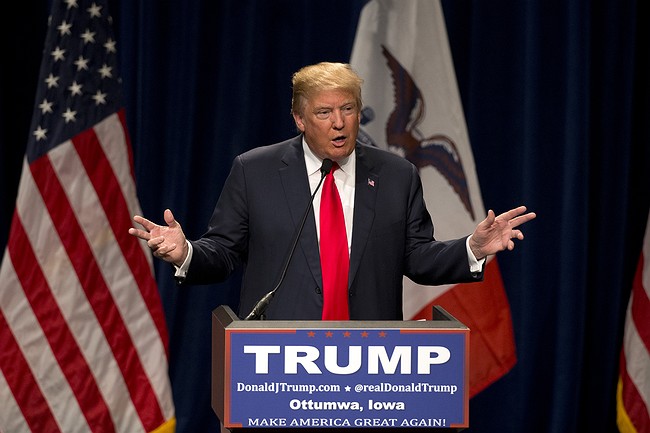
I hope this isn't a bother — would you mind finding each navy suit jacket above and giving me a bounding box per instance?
[184,135,483,320]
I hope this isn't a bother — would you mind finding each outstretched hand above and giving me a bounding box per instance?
[128,209,189,266]
[468,205,536,260]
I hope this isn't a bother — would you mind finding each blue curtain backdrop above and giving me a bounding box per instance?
[2,1,649,432]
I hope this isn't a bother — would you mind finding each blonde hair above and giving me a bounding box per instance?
[291,62,364,115]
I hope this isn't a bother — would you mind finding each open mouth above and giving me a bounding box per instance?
[332,135,347,146]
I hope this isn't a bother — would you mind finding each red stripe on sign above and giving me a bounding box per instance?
[7,210,114,432]
[29,153,164,430]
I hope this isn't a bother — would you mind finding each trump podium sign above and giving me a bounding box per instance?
[212,306,469,429]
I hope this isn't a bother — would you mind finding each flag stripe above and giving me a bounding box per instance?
[631,253,650,353]
[29,151,164,430]
[0,309,61,433]
[8,212,114,432]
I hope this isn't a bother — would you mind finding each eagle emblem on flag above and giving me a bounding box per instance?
[359,45,476,221]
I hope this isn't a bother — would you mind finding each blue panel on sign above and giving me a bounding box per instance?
[224,328,468,428]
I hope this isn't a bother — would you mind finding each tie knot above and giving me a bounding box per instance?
[330,162,339,174]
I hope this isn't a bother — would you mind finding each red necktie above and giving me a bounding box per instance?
[319,163,350,320]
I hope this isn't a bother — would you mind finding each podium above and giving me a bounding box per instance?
[212,305,468,432]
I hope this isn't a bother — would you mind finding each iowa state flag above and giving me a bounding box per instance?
[350,0,517,397]
[0,0,175,431]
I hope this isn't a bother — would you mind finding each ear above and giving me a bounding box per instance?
[292,112,305,132]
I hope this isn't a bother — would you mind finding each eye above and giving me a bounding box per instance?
[341,104,356,115]
[315,109,332,120]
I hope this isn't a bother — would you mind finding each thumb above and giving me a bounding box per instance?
[480,209,496,229]
[163,208,178,228]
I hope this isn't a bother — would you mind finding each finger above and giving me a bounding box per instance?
[128,227,150,240]
[512,229,524,240]
[156,242,177,257]
[480,209,496,228]
[496,206,528,221]
[147,236,165,249]
[133,214,157,231]
[509,212,537,228]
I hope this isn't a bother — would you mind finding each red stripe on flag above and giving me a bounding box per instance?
[73,115,170,355]
[620,349,650,432]
[0,307,61,433]
[7,211,114,432]
[619,252,650,433]
[412,258,516,397]
[118,110,138,186]
[29,154,165,430]
[631,253,650,352]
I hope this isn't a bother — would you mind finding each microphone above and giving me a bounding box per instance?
[245,158,333,320]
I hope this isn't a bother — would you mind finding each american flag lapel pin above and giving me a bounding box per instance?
[367,178,375,187]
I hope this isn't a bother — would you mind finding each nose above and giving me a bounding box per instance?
[331,109,345,129]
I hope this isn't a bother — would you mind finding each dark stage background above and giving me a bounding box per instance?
[2,1,649,432]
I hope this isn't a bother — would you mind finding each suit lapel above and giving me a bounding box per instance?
[278,137,323,286]
[349,145,378,286]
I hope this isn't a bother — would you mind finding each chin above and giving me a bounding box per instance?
[331,146,354,159]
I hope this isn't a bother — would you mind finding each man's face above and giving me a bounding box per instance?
[292,89,360,162]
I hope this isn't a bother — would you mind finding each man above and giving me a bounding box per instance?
[129,62,536,320]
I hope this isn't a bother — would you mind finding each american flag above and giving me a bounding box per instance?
[617,211,650,433]
[0,0,175,432]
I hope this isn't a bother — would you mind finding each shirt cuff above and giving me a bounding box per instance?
[174,240,193,280]
[466,236,485,273]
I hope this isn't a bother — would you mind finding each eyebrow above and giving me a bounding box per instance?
[313,101,355,110]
